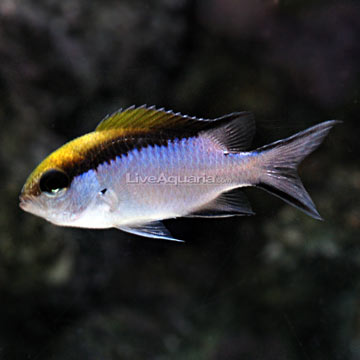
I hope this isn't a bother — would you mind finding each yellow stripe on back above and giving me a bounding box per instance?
[23,128,136,196]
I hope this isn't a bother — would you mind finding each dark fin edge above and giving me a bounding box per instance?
[257,182,322,220]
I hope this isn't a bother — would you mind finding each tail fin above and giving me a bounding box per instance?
[256,120,341,219]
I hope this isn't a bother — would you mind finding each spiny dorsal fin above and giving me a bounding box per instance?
[96,105,211,132]
[95,105,249,136]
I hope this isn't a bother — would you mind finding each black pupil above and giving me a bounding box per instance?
[39,169,69,194]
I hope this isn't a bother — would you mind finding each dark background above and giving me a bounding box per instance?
[0,0,359,359]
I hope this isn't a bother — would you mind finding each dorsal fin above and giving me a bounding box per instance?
[96,105,210,132]
[95,105,248,136]
[203,112,255,152]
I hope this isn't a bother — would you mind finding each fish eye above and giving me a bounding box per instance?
[39,169,70,196]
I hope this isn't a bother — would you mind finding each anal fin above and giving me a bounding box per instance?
[186,188,255,218]
[116,221,183,242]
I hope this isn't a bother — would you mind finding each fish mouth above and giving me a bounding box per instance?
[19,199,28,211]
[19,194,32,211]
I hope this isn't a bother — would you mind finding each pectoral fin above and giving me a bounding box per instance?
[97,188,119,212]
[116,221,183,242]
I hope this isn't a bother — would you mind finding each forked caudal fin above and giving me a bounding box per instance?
[255,120,341,220]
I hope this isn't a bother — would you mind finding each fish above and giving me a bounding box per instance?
[19,105,340,242]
